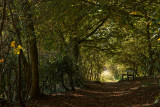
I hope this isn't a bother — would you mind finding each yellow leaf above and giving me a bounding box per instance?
[157,38,160,41]
[145,21,152,26]
[130,11,143,16]
[14,49,20,55]
[12,9,14,13]
[17,45,22,50]
[0,58,4,63]
[11,41,15,48]
[17,51,20,55]
[130,11,137,15]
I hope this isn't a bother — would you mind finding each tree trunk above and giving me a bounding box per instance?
[146,20,154,76]
[68,73,75,91]
[61,74,69,91]
[0,0,6,73]
[30,36,40,97]
[21,0,40,98]
[8,2,31,99]
[18,52,25,107]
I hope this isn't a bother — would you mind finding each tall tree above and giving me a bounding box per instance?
[21,0,40,98]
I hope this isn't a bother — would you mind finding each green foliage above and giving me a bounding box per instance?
[154,97,159,104]
[141,82,151,87]
[0,0,160,103]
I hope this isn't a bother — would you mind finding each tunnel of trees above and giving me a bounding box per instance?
[0,0,160,106]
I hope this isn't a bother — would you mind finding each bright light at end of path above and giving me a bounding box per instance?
[101,70,116,82]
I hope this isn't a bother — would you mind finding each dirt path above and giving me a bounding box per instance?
[19,77,159,107]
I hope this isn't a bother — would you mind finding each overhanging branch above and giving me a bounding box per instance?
[78,16,108,44]
[82,45,115,54]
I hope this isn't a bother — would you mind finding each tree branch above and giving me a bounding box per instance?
[82,45,114,54]
[78,17,108,44]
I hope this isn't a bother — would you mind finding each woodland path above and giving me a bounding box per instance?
[17,77,159,107]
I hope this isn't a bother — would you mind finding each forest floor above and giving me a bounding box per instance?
[16,77,159,107]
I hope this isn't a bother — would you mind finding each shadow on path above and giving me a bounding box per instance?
[20,77,159,107]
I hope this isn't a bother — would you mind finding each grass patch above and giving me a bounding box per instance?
[140,82,151,87]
